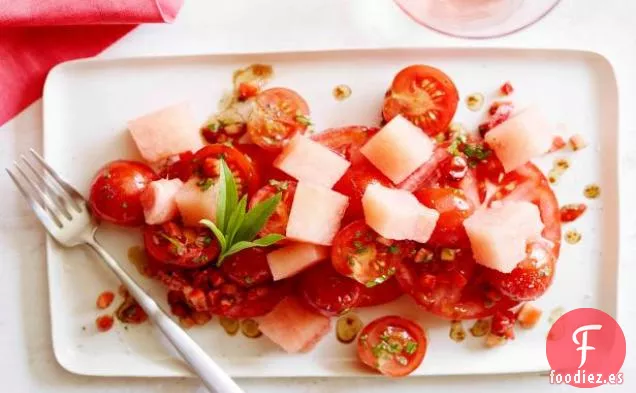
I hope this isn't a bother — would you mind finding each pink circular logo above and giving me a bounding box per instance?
[546,308,626,388]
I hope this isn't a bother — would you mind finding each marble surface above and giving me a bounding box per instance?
[0,0,634,391]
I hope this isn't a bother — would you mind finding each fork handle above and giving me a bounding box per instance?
[86,238,244,393]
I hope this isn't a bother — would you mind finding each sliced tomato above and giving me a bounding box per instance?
[358,278,403,307]
[299,262,362,316]
[382,65,459,137]
[357,316,427,377]
[247,87,310,150]
[143,221,220,269]
[221,248,273,288]
[483,163,561,301]
[236,143,293,186]
[160,151,196,182]
[89,160,158,227]
[311,125,378,165]
[396,248,517,320]
[414,187,474,249]
[192,144,260,196]
[249,180,296,239]
[332,220,412,286]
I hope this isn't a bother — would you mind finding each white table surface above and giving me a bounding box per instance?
[1,0,634,391]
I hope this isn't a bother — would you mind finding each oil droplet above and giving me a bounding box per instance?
[449,320,466,342]
[466,93,484,111]
[336,313,363,343]
[565,229,582,244]
[219,317,239,336]
[332,84,352,101]
[127,246,150,277]
[241,319,262,338]
[583,184,601,199]
[469,319,490,337]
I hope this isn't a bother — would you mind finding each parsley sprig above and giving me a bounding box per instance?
[200,159,283,265]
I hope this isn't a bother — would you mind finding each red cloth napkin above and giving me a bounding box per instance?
[0,0,184,126]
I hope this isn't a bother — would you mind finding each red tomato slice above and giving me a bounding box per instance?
[236,143,293,186]
[160,151,195,182]
[221,248,273,288]
[299,262,362,316]
[483,163,561,301]
[192,144,260,196]
[331,220,412,286]
[383,65,459,137]
[357,277,403,307]
[357,316,427,377]
[311,125,379,165]
[249,180,296,239]
[143,222,220,269]
[247,87,310,150]
[414,187,474,249]
[396,248,518,320]
[89,160,158,227]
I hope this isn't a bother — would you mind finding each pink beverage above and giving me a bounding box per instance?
[394,0,560,38]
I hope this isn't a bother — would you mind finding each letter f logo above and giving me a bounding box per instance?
[572,324,603,368]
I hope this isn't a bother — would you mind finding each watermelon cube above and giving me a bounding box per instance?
[140,178,184,225]
[485,106,553,173]
[286,182,348,246]
[128,103,203,163]
[267,243,329,281]
[256,296,331,353]
[362,183,439,243]
[463,201,544,273]
[174,178,219,227]
[274,135,351,188]
[360,115,435,184]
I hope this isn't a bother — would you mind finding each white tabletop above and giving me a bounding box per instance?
[1,0,634,391]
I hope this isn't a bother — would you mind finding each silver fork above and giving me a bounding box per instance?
[7,149,244,393]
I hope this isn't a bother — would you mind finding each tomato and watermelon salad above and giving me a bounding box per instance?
[86,64,563,377]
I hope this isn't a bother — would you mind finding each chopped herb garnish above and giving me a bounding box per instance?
[388,245,400,254]
[447,134,466,156]
[268,179,289,191]
[365,267,396,288]
[202,236,212,246]
[160,233,185,255]
[463,143,492,160]
[193,255,208,264]
[200,159,284,265]
[405,341,418,355]
[354,230,362,239]
[295,114,312,126]
[207,122,220,132]
[197,178,214,191]
[353,240,363,249]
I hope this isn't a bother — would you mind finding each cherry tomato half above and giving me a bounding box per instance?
[143,221,220,269]
[357,277,403,307]
[383,65,459,137]
[192,144,260,196]
[89,160,158,226]
[311,125,378,165]
[249,180,297,239]
[414,187,474,249]
[221,248,273,288]
[299,262,362,316]
[332,220,411,286]
[357,316,427,377]
[247,87,310,150]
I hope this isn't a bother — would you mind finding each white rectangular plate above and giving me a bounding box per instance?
[43,48,619,378]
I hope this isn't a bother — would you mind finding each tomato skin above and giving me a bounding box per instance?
[143,222,220,269]
[383,65,459,137]
[247,87,310,151]
[221,248,273,288]
[193,144,260,196]
[160,151,195,182]
[331,220,410,286]
[89,160,158,227]
[357,316,427,377]
[249,181,296,239]
[357,278,403,307]
[414,187,474,249]
[299,262,362,317]
[312,125,378,164]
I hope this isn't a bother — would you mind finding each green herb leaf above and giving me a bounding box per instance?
[235,192,281,242]
[463,143,491,160]
[216,159,238,232]
[225,195,248,246]
[365,267,396,288]
[219,234,284,264]
[295,114,312,126]
[200,219,227,250]
[160,233,185,255]
[197,178,214,191]
[405,340,418,355]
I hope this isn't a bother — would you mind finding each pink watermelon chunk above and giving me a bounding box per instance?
[463,201,544,273]
[286,182,349,246]
[266,243,329,281]
[139,178,184,225]
[174,178,219,227]
[360,115,435,184]
[274,135,351,188]
[362,183,439,243]
[256,296,331,353]
[128,103,204,163]
[485,106,553,173]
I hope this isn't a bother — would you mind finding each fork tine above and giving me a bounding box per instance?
[7,168,62,230]
[29,149,83,211]
[14,161,64,227]
[21,155,72,220]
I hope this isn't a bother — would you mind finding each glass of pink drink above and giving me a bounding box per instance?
[394,0,561,38]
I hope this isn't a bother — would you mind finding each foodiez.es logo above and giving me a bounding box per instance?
[546,308,626,388]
